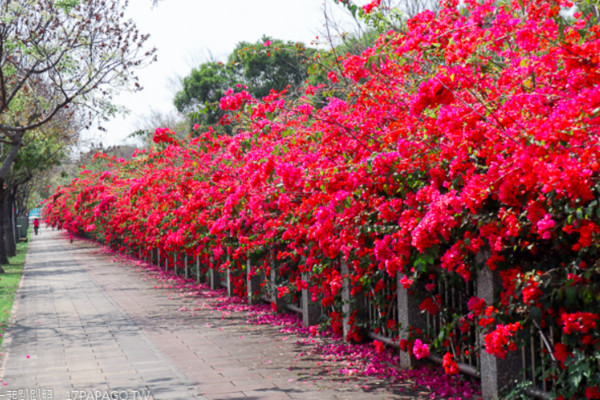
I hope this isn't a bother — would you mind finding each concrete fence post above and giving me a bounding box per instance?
[209,255,220,290]
[247,255,262,305]
[477,267,522,400]
[301,270,320,326]
[226,253,233,297]
[341,259,367,341]
[184,253,189,279]
[397,271,428,368]
[270,249,287,312]
[174,253,178,276]
[196,254,201,283]
[157,248,161,269]
[341,259,352,340]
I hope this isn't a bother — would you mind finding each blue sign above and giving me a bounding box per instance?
[29,208,41,219]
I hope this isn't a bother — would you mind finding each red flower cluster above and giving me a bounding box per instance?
[362,0,381,14]
[152,127,178,145]
[560,311,599,335]
[521,279,542,306]
[553,342,571,368]
[219,89,252,111]
[484,322,521,359]
[442,352,459,375]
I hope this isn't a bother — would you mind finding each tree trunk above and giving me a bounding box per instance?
[0,183,9,270]
[3,189,16,258]
[0,143,21,181]
[10,189,17,249]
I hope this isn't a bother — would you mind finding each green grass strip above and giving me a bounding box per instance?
[0,234,29,346]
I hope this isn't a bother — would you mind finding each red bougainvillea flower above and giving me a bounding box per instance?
[420,295,441,315]
[442,352,459,375]
[553,342,571,369]
[327,71,338,83]
[560,311,599,335]
[362,0,381,14]
[373,339,385,353]
[585,386,600,400]
[277,286,290,299]
[521,279,543,305]
[467,297,486,316]
[484,323,521,359]
[399,275,413,289]
[152,127,178,145]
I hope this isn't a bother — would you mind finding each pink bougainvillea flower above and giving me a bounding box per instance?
[399,275,413,289]
[412,339,430,360]
[362,0,381,14]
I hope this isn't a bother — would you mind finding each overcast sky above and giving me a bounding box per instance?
[82,0,369,148]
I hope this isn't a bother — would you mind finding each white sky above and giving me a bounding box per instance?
[82,0,370,148]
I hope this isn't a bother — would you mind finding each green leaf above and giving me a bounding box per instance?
[530,306,542,321]
[565,286,577,305]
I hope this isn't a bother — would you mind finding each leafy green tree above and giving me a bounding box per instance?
[174,37,319,134]
[229,37,317,99]
[174,61,239,130]
[0,107,76,266]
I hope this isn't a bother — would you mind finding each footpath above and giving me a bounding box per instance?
[0,226,437,400]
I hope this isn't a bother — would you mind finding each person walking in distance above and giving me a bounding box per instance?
[33,218,40,236]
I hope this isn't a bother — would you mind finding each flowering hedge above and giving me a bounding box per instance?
[45,1,600,398]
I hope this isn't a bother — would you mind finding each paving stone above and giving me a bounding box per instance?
[0,229,205,400]
[0,227,441,400]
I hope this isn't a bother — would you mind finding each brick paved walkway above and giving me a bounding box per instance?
[0,227,432,400]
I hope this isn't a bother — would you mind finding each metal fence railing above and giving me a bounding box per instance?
[367,274,399,339]
[427,273,479,371]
